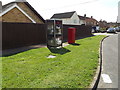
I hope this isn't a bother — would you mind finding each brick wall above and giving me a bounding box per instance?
[2,8,32,23]
[17,2,44,24]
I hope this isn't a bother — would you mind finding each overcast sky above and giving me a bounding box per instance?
[1,0,120,22]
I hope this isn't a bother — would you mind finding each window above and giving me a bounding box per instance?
[74,19,77,23]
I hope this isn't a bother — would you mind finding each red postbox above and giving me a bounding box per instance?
[68,27,76,44]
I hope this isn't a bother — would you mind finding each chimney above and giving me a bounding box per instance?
[91,16,93,18]
[84,14,86,18]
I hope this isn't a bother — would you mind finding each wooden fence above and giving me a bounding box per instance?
[63,24,92,41]
[2,22,46,50]
[2,22,92,50]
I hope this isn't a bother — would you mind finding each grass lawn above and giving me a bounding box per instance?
[2,35,105,88]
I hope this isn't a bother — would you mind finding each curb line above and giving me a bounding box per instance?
[90,36,109,90]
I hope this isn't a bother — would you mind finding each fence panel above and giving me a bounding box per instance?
[2,22,46,50]
[63,24,92,41]
[2,23,92,50]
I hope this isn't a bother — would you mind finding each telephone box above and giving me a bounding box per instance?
[46,20,63,48]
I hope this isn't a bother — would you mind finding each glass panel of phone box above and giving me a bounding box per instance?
[46,20,63,47]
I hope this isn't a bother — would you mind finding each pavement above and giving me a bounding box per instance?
[1,33,115,57]
[1,43,69,56]
[2,44,47,56]
[97,32,119,89]
[93,32,116,36]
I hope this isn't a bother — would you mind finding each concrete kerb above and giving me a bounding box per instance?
[89,36,109,90]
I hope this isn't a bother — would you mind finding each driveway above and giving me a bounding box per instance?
[98,33,119,88]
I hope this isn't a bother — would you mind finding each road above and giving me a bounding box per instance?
[98,33,119,89]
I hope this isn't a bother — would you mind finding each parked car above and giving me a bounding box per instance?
[92,26,96,33]
[107,28,116,33]
[100,30,106,33]
[115,27,120,32]
[92,26,100,33]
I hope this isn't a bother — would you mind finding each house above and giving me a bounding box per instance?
[85,16,98,26]
[78,15,86,25]
[107,22,118,27]
[86,17,98,26]
[51,11,81,25]
[99,20,108,28]
[78,14,98,26]
[0,0,45,23]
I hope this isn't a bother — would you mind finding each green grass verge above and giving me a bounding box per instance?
[2,35,105,88]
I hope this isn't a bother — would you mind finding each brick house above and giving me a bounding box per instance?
[79,14,98,26]
[78,14,98,26]
[85,16,98,26]
[99,20,108,28]
[107,22,118,27]
[0,1,45,23]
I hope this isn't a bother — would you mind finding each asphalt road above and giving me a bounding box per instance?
[98,33,119,89]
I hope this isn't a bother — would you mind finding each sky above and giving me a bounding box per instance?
[1,0,120,22]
